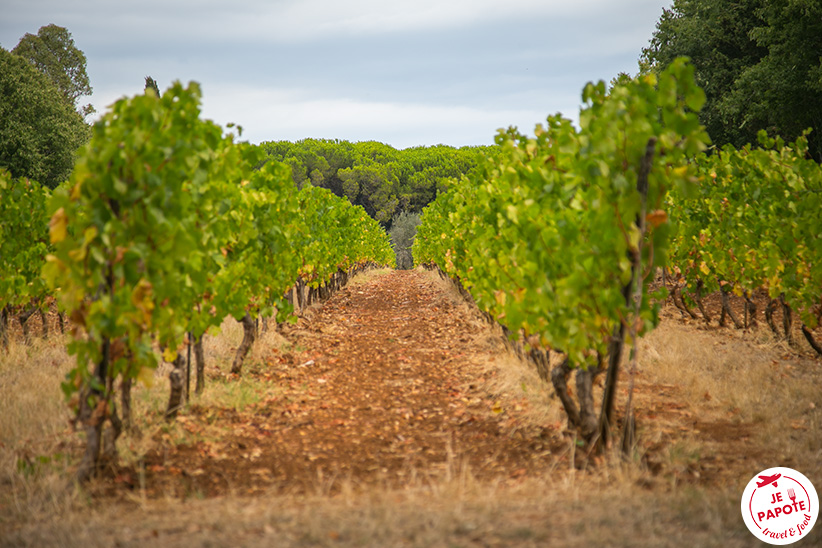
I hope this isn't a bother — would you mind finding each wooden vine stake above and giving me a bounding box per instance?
[597,136,656,455]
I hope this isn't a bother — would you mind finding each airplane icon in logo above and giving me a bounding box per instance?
[756,473,781,488]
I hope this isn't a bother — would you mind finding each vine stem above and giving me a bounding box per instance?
[186,331,192,403]
[596,136,656,451]
[621,137,655,455]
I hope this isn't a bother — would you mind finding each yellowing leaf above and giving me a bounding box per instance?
[49,207,68,243]
[163,347,177,362]
[506,204,519,224]
[83,225,98,245]
[699,261,710,276]
[130,279,155,327]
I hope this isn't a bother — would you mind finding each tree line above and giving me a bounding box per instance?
[259,139,495,225]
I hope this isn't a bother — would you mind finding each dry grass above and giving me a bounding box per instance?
[639,320,822,468]
[0,314,296,527]
[2,470,753,548]
[0,336,73,448]
[344,267,392,288]
[1,271,821,547]
[0,336,80,524]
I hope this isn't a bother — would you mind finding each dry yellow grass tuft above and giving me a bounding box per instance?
[0,337,73,446]
[1,469,753,548]
[0,335,79,525]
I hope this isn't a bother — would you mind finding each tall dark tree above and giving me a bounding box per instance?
[389,211,421,270]
[642,0,822,161]
[0,48,88,188]
[338,163,399,223]
[641,0,767,150]
[729,0,822,160]
[12,24,94,117]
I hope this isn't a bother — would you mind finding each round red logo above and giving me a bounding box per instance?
[741,467,818,545]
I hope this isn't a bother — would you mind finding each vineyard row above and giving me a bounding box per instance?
[0,82,394,481]
[413,58,822,450]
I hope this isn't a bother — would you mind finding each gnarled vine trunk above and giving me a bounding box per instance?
[0,307,8,348]
[779,294,793,345]
[76,337,123,483]
[802,325,822,356]
[550,358,581,429]
[121,376,132,432]
[694,279,711,324]
[765,298,780,336]
[18,306,37,343]
[744,291,757,327]
[230,313,256,375]
[718,284,743,329]
[36,307,48,339]
[595,136,656,452]
[674,286,698,319]
[165,352,186,419]
[551,357,605,444]
[194,335,206,394]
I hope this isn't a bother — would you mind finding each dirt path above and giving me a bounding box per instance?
[134,270,562,498]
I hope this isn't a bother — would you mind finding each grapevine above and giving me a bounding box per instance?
[41,81,394,480]
[415,58,710,445]
[0,170,53,344]
[667,132,822,353]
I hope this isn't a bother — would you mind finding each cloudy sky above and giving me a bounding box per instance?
[1,0,670,149]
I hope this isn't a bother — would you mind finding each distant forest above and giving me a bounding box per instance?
[259,139,495,226]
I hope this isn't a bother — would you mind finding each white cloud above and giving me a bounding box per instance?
[265,0,560,40]
[2,0,668,47]
[196,85,577,148]
[231,0,667,43]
